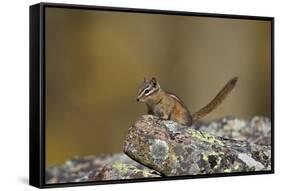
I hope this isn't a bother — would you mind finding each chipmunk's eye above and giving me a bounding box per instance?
[144,89,149,94]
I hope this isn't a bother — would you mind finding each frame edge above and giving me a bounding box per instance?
[29,3,44,188]
[29,2,275,188]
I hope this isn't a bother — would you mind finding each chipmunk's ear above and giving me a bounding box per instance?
[144,77,147,82]
[151,77,158,87]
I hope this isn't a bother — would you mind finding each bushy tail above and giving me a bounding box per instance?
[191,77,238,123]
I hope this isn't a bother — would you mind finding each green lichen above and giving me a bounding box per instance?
[202,151,223,169]
[234,163,241,170]
[112,162,156,178]
[189,129,225,147]
[202,154,208,161]
[133,168,152,177]
[112,162,129,174]
[224,169,231,173]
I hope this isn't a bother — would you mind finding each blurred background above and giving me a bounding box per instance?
[45,8,271,166]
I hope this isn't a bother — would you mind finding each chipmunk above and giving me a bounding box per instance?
[136,77,238,126]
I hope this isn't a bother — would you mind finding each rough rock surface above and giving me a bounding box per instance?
[95,161,160,180]
[46,153,159,184]
[46,115,271,183]
[194,116,271,145]
[124,115,271,176]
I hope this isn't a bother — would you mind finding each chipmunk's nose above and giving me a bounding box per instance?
[136,98,140,102]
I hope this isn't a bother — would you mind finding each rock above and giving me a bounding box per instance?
[46,153,159,183]
[194,116,271,145]
[46,154,108,184]
[95,161,160,180]
[124,115,271,176]
[46,115,271,183]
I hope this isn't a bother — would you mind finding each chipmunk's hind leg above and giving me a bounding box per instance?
[177,113,192,126]
[169,105,192,126]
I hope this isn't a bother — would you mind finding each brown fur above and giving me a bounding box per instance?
[136,77,238,126]
[191,77,238,123]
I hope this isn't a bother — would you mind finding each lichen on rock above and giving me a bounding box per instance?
[46,115,271,183]
[46,153,160,183]
[149,139,169,163]
[124,115,271,176]
[194,116,271,145]
[95,161,160,180]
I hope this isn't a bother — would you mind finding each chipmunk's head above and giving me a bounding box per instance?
[136,77,160,102]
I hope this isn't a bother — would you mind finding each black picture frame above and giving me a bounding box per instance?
[29,2,274,189]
